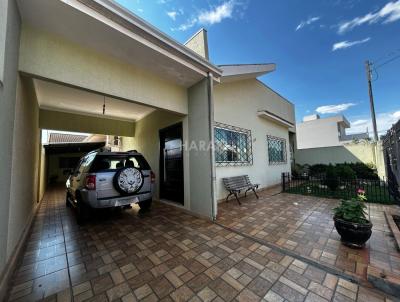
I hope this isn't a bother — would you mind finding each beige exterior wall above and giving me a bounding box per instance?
[19,26,188,115]
[0,0,7,84]
[7,77,41,256]
[187,79,215,218]
[295,141,386,178]
[38,146,47,202]
[120,110,190,210]
[0,0,21,293]
[184,29,209,60]
[215,79,295,124]
[214,79,293,200]
[39,109,135,137]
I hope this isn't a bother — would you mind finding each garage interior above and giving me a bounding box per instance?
[27,76,190,211]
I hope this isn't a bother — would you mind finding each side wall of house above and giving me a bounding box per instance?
[7,77,41,256]
[214,79,293,200]
[0,0,21,293]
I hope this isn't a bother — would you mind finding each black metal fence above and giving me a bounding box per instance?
[382,119,400,198]
[282,172,400,204]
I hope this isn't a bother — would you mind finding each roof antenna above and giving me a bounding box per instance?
[102,95,106,115]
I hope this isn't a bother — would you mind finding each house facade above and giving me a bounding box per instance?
[0,0,294,294]
[214,67,295,200]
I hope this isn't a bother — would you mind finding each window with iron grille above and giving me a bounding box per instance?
[267,135,287,164]
[214,122,252,166]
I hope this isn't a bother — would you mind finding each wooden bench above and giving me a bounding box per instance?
[222,175,259,205]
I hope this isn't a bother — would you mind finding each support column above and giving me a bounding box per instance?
[188,76,216,219]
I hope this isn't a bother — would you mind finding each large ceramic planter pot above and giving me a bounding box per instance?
[333,216,372,248]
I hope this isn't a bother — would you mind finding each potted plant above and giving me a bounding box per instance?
[333,189,372,248]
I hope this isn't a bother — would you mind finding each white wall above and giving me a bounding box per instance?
[214,79,292,200]
[296,116,342,149]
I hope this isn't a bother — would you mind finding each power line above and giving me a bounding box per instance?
[372,48,400,65]
[371,64,379,82]
[374,53,400,69]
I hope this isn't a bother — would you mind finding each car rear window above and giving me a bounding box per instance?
[89,155,151,172]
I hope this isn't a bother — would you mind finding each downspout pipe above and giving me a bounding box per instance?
[207,72,217,220]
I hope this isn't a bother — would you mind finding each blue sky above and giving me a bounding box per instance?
[115,0,400,135]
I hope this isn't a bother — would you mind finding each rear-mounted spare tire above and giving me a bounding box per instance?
[113,167,144,195]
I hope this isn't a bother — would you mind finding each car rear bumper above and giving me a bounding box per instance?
[83,191,152,208]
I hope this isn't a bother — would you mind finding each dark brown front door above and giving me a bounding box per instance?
[159,123,184,204]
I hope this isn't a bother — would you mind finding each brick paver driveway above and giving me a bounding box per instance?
[217,189,400,284]
[6,187,398,301]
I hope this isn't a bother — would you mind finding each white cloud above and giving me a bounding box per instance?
[295,16,321,31]
[174,0,244,31]
[348,110,400,136]
[316,103,356,114]
[332,37,370,51]
[167,11,178,20]
[338,0,400,34]
[176,18,197,31]
[198,1,236,25]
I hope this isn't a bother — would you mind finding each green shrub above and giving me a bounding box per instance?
[309,164,328,176]
[306,163,378,180]
[325,166,339,191]
[335,165,356,180]
[348,163,378,180]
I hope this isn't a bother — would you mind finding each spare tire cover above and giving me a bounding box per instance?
[113,167,144,195]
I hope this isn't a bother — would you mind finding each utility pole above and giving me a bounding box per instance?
[365,60,379,141]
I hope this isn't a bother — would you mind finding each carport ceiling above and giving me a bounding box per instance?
[34,79,155,121]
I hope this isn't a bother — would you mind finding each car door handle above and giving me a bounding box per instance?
[99,178,106,181]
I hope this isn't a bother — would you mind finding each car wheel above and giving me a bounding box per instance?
[113,167,144,195]
[138,199,152,211]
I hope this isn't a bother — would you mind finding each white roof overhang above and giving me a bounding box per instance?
[258,110,295,129]
[16,0,222,87]
[219,64,276,83]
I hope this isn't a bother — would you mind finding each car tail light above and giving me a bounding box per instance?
[150,171,155,183]
[85,175,96,190]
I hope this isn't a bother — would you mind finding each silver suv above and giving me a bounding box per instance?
[66,149,154,222]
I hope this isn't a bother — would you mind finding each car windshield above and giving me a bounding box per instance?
[89,154,151,172]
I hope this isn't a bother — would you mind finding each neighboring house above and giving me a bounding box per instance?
[295,114,385,178]
[296,114,368,149]
[0,0,294,291]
